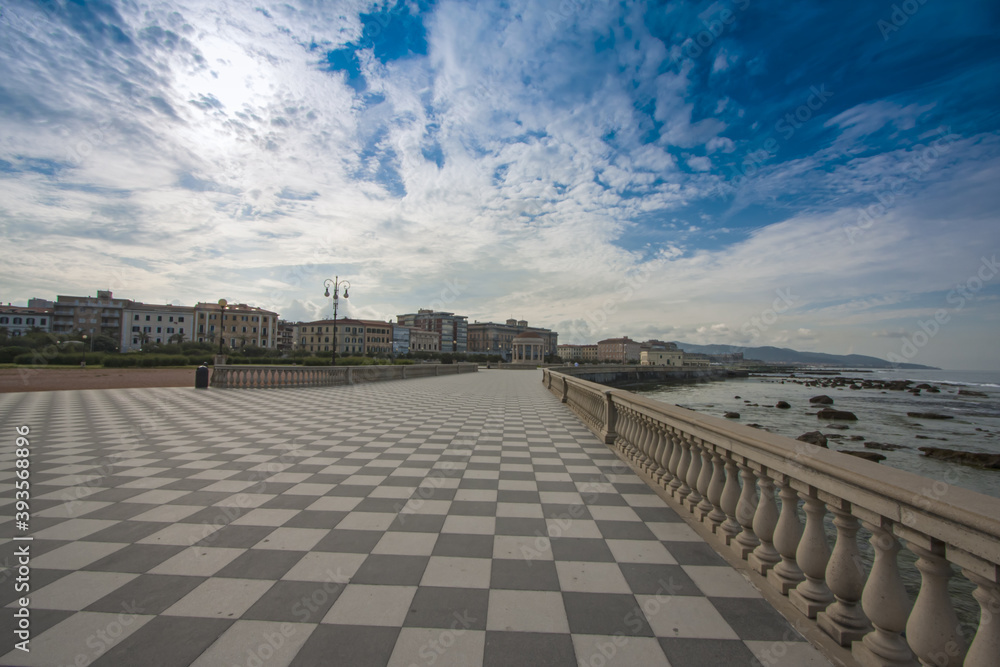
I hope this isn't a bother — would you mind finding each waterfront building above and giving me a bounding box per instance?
[640,348,685,366]
[557,343,598,362]
[194,302,278,349]
[52,290,129,340]
[0,304,52,336]
[294,318,392,356]
[392,324,410,356]
[468,318,558,359]
[597,336,641,363]
[409,327,440,353]
[276,320,295,352]
[122,303,195,350]
[397,309,467,353]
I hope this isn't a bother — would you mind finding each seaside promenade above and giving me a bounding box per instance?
[0,370,836,666]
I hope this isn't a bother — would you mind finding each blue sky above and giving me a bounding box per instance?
[1,0,998,368]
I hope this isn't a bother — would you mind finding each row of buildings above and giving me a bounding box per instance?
[0,294,561,360]
[3,292,722,366]
[559,338,711,366]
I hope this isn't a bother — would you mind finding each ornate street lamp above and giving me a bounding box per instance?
[323,277,350,366]
[217,298,228,355]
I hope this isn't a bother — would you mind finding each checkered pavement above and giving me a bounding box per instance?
[0,370,831,666]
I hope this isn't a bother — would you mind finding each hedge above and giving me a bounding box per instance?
[101,354,190,368]
[13,352,107,365]
[0,346,32,363]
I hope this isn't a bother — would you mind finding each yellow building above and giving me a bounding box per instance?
[194,302,278,349]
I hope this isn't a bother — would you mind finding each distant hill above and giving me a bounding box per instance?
[673,343,939,370]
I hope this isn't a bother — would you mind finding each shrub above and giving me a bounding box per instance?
[102,354,189,368]
[0,346,31,363]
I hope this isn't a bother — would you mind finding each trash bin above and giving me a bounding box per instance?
[195,363,210,389]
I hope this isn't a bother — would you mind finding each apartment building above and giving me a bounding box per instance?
[122,303,195,351]
[597,336,641,363]
[193,302,278,349]
[467,318,558,359]
[396,309,467,353]
[52,290,129,340]
[0,305,52,337]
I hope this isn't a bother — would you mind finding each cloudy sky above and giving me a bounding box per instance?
[1,1,998,369]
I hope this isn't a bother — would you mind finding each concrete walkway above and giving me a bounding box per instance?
[0,370,831,666]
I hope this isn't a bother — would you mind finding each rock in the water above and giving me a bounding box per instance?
[918,447,1000,470]
[797,431,828,448]
[864,442,908,451]
[826,424,850,430]
[849,435,865,441]
[915,383,934,390]
[809,395,834,404]
[816,408,858,421]
[958,389,988,397]
[724,412,740,419]
[907,412,954,420]
[734,395,741,399]
[775,401,791,409]
[841,450,886,462]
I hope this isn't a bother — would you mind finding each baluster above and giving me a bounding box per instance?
[790,491,834,618]
[853,521,916,667]
[768,478,805,595]
[748,468,780,575]
[653,424,673,486]
[624,409,640,462]
[706,448,727,532]
[683,437,703,511]
[719,452,741,545]
[817,501,871,645]
[964,570,1000,667]
[667,430,684,496]
[694,444,714,521]
[614,407,631,458]
[732,460,760,559]
[675,435,693,502]
[638,416,655,472]
[906,538,967,667]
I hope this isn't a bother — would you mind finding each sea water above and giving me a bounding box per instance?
[637,368,1000,498]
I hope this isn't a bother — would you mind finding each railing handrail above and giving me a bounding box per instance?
[544,367,1000,667]
[550,370,1000,564]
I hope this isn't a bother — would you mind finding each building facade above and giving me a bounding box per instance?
[294,319,392,356]
[556,344,598,362]
[397,309,467,353]
[597,336,641,363]
[276,320,295,352]
[640,349,685,366]
[193,302,278,349]
[409,328,440,353]
[392,325,410,356]
[0,306,52,337]
[52,291,129,340]
[467,318,558,359]
[122,303,195,351]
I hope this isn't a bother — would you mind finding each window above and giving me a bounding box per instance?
[13,317,22,324]
[167,327,174,334]
[252,327,257,333]
[178,316,185,322]
[26,318,34,325]
[156,338,161,343]
[40,318,46,325]
[242,326,247,333]
[156,327,162,333]
[134,315,139,320]
[0,317,8,324]
[132,326,139,332]
[157,316,162,321]
[169,316,174,322]
[210,325,215,332]
[132,338,137,344]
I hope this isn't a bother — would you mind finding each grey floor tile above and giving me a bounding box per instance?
[261,494,319,509]
[289,624,399,667]
[387,514,446,533]
[215,550,306,579]
[84,544,185,574]
[483,631,577,667]
[711,597,802,641]
[562,591,654,636]
[432,533,494,558]
[663,541,730,566]
[85,574,206,614]
[619,562,702,596]
[313,529,385,553]
[404,586,489,630]
[657,637,760,666]
[596,520,658,540]
[242,579,345,623]
[283,510,347,529]
[494,517,548,536]
[490,558,560,591]
[91,615,234,667]
[352,554,429,586]
[550,538,615,562]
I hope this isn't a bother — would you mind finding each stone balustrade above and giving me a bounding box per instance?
[543,369,1000,667]
[211,362,478,389]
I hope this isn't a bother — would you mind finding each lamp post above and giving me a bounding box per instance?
[217,298,228,355]
[323,277,350,366]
